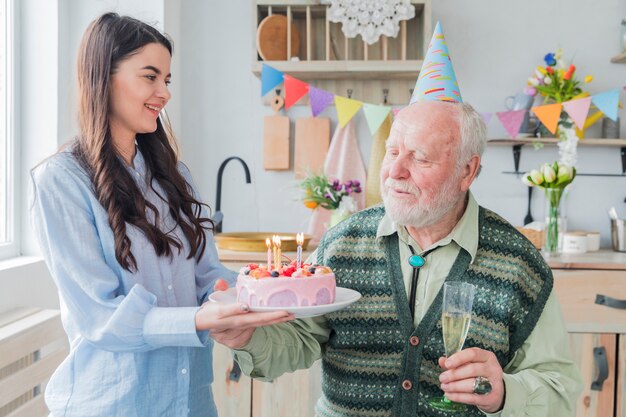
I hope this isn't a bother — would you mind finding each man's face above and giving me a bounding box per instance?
[380,101,465,228]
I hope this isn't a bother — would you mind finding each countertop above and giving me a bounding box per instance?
[545,249,626,270]
[218,247,626,270]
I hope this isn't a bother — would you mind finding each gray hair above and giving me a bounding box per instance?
[456,102,487,170]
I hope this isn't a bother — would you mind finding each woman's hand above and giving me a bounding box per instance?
[200,278,295,348]
[195,302,294,332]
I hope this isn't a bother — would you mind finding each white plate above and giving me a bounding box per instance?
[208,287,362,318]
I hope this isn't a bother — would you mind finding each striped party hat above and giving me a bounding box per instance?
[409,21,462,104]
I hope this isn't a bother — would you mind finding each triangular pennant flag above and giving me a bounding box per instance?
[592,89,620,121]
[562,97,592,130]
[480,112,493,126]
[335,96,363,128]
[410,21,462,104]
[531,103,562,134]
[261,64,284,97]
[284,75,309,110]
[309,87,334,117]
[392,108,403,116]
[496,110,526,139]
[362,104,392,135]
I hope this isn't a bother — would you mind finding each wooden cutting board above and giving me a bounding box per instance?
[263,96,290,170]
[257,15,299,60]
[294,117,330,179]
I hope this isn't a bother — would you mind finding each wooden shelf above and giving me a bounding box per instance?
[611,51,626,63]
[488,138,626,147]
[490,138,626,176]
[251,60,424,80]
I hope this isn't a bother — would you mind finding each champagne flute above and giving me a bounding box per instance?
[428,281,475,412]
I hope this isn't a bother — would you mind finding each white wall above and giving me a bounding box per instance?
[177,0,626,248]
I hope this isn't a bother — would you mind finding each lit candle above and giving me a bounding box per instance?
[275,236,282,270]
[272,235,279,271]
[266,238,272,271]
[296,233,304,269]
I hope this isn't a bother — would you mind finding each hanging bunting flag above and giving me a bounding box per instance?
[309,87,335,117]
[362,104,392,135]
[531,103,562,134]
[496,110,526,139]
[480,112,493,126]
[284,75,309,110]
[261,64,284,97]
[392,108,403,116]
[562,97,592,130]
[592,89,620,121]
[335,96,363,128]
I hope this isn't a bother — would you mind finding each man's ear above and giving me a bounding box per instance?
[460,155,481,192]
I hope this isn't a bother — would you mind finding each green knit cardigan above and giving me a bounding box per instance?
[313,205,552,417]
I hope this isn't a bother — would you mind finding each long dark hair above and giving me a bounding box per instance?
[74,12,213,272]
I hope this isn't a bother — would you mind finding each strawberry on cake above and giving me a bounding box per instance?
[236,261,336,308]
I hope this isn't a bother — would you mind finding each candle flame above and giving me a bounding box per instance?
[276,236,281,248]
[296,233,304,245]
[266,238,271,248]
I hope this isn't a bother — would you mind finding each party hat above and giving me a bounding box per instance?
[410,22,462,104]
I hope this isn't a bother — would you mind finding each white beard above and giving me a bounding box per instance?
[381,176,461,228]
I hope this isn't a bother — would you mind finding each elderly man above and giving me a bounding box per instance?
[212,100,582,416]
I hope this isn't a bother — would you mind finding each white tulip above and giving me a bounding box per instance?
[521,174,534,187]
[530,170,544,185]
[542,164,556,183]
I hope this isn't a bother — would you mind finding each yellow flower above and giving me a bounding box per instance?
[304,200,318,209]
[536,66,547,75]
[584,75,593,83]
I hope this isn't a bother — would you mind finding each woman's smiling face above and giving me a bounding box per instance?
[108,42,172,142]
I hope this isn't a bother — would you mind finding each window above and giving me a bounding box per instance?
[0,0,17,260]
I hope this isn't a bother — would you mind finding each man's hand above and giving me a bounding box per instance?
[438,347,505,413]
[211,327,257,349]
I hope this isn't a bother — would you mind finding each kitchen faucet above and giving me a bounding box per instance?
[213,157,251,233]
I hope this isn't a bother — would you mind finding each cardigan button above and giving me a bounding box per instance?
[409,336,420,346]
[402,379,412,390]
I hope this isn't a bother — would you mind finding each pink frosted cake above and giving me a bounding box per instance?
[236,261,336,308]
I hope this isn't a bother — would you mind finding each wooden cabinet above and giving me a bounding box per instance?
[550,252,626,417]
[213,254,320,417]
[252,0,432,104]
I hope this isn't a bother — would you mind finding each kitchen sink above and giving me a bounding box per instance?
[214,232,312,252]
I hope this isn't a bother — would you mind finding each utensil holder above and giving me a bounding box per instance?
[611,219,626,252]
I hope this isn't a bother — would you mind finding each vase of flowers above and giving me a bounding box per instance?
[301,173,362,227]
[522,162,576,257]
[526,49,593,166]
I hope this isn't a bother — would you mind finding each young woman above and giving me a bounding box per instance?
[29,13,292,417]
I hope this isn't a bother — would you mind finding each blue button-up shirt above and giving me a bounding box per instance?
[29,146,236,417]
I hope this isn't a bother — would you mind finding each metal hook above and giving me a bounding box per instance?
[347,89,353,99]
[275,89,282,96]
[383,89,389,105]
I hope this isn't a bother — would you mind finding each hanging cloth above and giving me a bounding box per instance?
[365,112,392,207]
[307,120,367,243]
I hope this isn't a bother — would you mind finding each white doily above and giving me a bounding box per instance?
[327,0,415,45]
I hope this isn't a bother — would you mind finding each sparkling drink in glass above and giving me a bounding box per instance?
[428,281,475,412]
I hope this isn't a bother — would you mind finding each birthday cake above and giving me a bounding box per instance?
[236,261,336,308]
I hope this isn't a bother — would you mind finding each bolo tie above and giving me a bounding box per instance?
[407,245,437,321]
